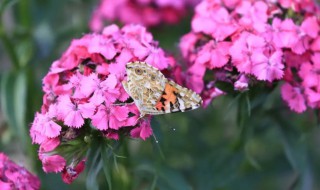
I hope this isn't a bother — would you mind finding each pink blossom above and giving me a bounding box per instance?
[40,138,61,152]
[192,1,238,40]
[251,50,284,82]
[311,36,320,51]
[278,0,320,13]
[186,63,206,93]
[91,104,129,130]
[31,23,183,183]
[281,83,307,113]
[30,112,61,140]
[62,160,86,184]
[196,40,231,69]
[230,32,266,74]
[130,117,153,140]
[179,32,198,59]
[180,0,319,110]
[145,47,169,70]
[235,1,268,32]
[271,18,298,49]
[300,16,320,39]
[41,155,66,173]
[90,0,196,31]
[234,75,249,91]
[0,153,41,190]
[298,55,320,89]
[201,84,225,108]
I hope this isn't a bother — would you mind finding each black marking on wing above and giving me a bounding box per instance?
[159,97,166,106]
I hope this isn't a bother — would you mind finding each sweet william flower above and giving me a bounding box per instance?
[130,117,153,140]
[281,83,307,113]
[180,0,320,112]
[251,50,284,82]
[90,0,199,31]
[62,160,86,184]
[0,153,40,190]
[30,24,179,183]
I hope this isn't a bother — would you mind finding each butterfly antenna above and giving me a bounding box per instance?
[152,133,159,143]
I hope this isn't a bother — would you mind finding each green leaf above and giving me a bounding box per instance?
[101,144,112,190]
[157,167,192,190]
[0,0,18,16]
[0,70,28,147]
[86,140,102,190]
[150,174,158,190]
[17,39,34,67]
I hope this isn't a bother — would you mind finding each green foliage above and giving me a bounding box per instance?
[0,1,320,190]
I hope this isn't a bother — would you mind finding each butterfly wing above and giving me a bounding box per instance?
[123,61,166,116]
[154,80,203,114]
[123,61,203,116]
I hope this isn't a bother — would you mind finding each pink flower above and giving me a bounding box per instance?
[180,0,319,110]
[192,1,238,40]
[251,50,284,82]
[91,104,130,130]
[271,18,298,49]
[130,117,153,140]
[90,0,197,31]
[186,63,206,93]
[30,112,61,142]
[195,40,231,69]
[201,83,225,108]
[281,83,307,113]
[0,153,40,190]
[235,1,268,32]
[234,75,249,91]
[300,16,320,39]
[299,54,320,88]
[31,24,178,183]
[56,96,94,128]
[230,32,266,74]
[62,160,86,184]
[41,155,66,173]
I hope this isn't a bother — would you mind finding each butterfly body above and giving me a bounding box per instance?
[122,61,202,117]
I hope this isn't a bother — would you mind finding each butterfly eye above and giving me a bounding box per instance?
[135,68,143,75]
[150,74,156,81]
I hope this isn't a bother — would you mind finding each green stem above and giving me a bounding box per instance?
[18,0,31,29]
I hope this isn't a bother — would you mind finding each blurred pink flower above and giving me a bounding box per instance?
[196,40,231,69]
[130,117,153,140]
[234,75,249,91]
[90,0,200,31]
[180,0,320,111]
[281,83,306,113]
[0,153,40,190]
[31,24,178,183]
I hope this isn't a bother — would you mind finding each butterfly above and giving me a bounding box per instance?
[122,61,203,118]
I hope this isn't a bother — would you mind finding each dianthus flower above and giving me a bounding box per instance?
[90,0,201,31]
[30,24,179,183]
[179,0,320,111]
[0,153,40,190]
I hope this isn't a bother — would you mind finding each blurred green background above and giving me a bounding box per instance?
[1,0,320,189]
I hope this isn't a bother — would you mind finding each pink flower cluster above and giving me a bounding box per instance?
[179,0,320,111]
[0,153,40,190]
[30,24,178,182]
[90,0,200,31]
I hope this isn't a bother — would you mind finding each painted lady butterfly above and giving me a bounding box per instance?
[122,61,203,118]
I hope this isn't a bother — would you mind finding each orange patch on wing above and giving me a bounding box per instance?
[155,83,178,111]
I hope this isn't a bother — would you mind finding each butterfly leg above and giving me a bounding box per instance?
[111,102,135,106]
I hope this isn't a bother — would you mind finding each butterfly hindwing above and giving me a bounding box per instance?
[154,80,202,113]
